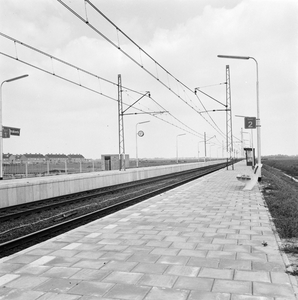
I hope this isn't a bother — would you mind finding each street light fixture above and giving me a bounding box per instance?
[136,120,150,167]
[176,133,186,164]
[0,74,29,180]
[217,55,261,180]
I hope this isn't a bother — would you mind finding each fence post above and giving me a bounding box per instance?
[25,161,28,178]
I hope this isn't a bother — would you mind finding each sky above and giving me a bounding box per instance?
[0,0,297,160]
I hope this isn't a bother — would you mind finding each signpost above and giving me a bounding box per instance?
[244,117,256,129]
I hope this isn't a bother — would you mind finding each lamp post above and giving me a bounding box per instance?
[0,74,29,180]
[136,120,150,167]
[218,55,261,180]
[176,133,186,163]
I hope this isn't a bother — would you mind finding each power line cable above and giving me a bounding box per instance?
[58,0,225,136]
[1,50,202,137]
[0,35,203,138]
[0,32,147,96]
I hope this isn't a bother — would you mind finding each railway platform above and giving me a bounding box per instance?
[0,160,224,208]
[0,161,297,300]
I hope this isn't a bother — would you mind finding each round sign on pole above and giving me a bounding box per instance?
[138,130,144,137]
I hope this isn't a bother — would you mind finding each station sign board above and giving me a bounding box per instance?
[244,117,256,129]
[2,126,21,138]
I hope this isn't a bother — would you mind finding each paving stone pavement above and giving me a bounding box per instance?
[1,161,298,300]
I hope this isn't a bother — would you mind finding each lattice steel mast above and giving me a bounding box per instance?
[118,74,126,171]
[226,65,234,170]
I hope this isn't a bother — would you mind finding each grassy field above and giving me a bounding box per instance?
[261,159,298,275]
[262,156,298,178]
[261,164,298,238]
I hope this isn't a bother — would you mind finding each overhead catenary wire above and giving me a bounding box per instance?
[195,87,226,108]
[194,93,226,139]
[0,50,118,103]
[58,0,225,138]
[59,0,202,114]
[0,33,205,139]
[196,82,227,89]
[196,83,241,143]
[84,0,226,135]
[0,32,144,97]
[0,50,206,139]
[126,92,204,138]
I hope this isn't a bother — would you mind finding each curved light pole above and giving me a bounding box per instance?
[136,120,150,167]
[218,55,261,180]
[176,133,186,163]
[0,74,29,180]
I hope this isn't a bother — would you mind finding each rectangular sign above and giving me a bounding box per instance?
[3,126,21,136]
[244,117,256,129]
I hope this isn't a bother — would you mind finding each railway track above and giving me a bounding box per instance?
[0,162,231,257]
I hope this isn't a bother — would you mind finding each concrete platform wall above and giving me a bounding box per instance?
[0,160,225,208]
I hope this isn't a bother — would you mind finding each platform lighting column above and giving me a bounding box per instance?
[176,133,186,164]
[217,55,261,180]
[136,120,150,168]
[0,74,29,180]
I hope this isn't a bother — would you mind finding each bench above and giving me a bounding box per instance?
[236,164,262,191]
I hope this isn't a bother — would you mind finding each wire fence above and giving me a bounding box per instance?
[2,158,222,180]
[3,161,102,179]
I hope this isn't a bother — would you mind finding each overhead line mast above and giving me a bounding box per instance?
[118,74,126,171]
[226,65,234,170]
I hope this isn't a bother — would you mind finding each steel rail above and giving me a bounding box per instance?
[0,163,225,222]
[0,162,231,257]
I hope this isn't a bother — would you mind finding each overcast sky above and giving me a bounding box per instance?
[0,0,297,160]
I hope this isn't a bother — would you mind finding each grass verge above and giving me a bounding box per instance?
[261,164,298,276]
[261,165,298,238]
